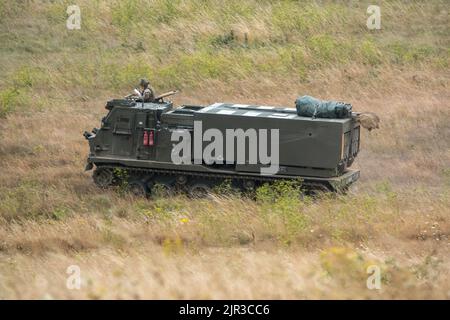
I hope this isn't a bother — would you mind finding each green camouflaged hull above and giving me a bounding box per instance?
[84,99,361,193]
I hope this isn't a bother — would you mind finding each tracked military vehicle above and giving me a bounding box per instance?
[84,93,361,196]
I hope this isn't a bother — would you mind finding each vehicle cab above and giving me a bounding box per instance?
[85,99,173,163]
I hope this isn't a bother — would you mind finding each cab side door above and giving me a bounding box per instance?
[111,108,135,157]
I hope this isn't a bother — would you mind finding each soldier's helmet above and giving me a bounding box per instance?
[139,78,150,88]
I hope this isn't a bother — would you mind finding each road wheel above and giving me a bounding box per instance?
[176,175,188,186]
[93,167,114,188]
[128,181,148,197]
[242,179,255,191]
[188,183,211,198]
[151,182,175,198]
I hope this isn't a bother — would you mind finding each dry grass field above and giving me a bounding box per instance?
[0,0,449,299]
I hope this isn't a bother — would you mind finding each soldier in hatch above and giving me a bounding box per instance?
[138,78,155,102]
[128,78,155,102]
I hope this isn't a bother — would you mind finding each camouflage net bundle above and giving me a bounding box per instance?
[295,95,380,131]
[295,95,352,119]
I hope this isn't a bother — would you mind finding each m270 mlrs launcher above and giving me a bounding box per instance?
[84,93,362,196]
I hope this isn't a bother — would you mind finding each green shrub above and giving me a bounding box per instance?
[387,43,438,65]
[51,207,69,220]
[151,0,183,24]
[360,39,383,66]
[111,0,140,30]
[271,2,321,37]
[308,35,339,63]
[256,180,308,244]
[0,87,21,118]
[256,179,302,203]
[44,1,68,25]
[209,31,239,48]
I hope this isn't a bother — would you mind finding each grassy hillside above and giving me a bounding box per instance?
[0,0,449,299]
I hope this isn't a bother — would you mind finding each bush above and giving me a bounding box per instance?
[111,0,141,30]
[360,39,383,66]
[256,180,309,244]
[0,87,21,118]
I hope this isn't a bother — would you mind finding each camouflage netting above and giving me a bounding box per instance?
[295,95,352,119]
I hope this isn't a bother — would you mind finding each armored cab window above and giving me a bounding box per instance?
[114,115,132,135]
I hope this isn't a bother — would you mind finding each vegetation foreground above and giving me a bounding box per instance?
[0,0,449,299]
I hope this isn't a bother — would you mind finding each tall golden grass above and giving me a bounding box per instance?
[0,0,449,299]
